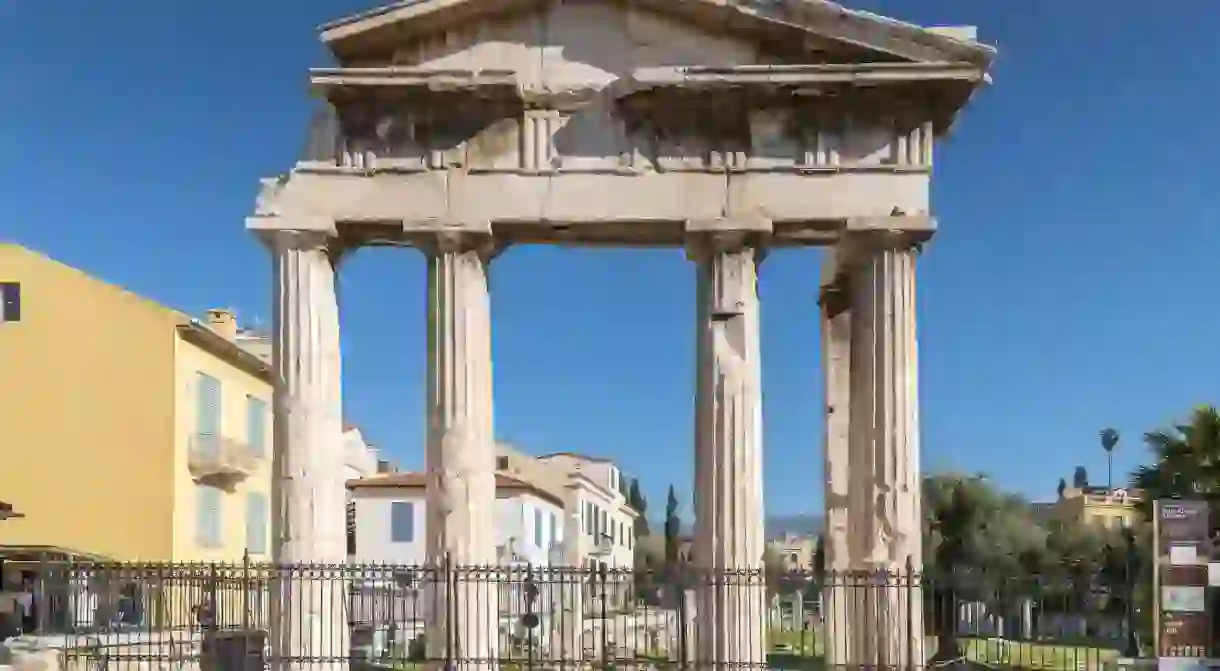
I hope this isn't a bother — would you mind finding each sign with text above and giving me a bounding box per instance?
[1160,612,1209,658]
[1157,500,1211,660]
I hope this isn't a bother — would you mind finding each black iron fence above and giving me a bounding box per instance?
[0,560,1143,670]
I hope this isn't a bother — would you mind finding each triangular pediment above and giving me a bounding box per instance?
[319,0,995,69]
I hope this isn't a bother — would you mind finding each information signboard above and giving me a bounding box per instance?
[1156,499,1211,662]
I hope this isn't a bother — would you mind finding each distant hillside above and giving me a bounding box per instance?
[644,514,822,540]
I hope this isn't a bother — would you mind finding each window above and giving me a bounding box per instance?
[246,396,268,457]
[195,373,222,456]
[346,501,357,555]
[536,512,551,549]
[0,282,20,323]
[390,501,415,543]
[196,486,222,548]
[496,456,509,470]
[246,492,268,555]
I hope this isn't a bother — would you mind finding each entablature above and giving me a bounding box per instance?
[301,63,956,176]
[248,168,932,248]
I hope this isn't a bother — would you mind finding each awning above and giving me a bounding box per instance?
[0,545,113,563]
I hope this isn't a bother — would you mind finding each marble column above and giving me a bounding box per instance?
[818,246,857,669]
[689,232,766,670]
[844,232,925,669]
[422,231,500,670]
[268,230,349,671]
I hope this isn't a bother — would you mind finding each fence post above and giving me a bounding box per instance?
[905,556,915,671]
[445,552,455,671]
[598,564,608,667]
[207,562,218,632]
[242,551,251,632]
[677,570,688,671]
[34,552,49,635]
[524,563,538,671]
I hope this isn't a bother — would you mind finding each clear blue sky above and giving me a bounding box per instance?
[4,1,1217,517]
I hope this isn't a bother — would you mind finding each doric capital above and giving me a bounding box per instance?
[841,212,935,253]
[684,230,769,265]
[837,229,926,263]
[418,231,507,261]
[260,229,334,254]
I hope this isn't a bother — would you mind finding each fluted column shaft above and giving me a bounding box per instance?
[269,230,348,670]
[819,247,856,668]
[690,233,766,671]
[423,232,499,670]
[844,233,925,668]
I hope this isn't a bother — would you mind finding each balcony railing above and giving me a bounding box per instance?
[589,533,614,556]
[188,432,263,479]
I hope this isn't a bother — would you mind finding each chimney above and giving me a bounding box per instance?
[205,309,237,341]
[377,460,392,474]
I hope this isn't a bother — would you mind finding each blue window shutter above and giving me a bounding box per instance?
[246,396,267,456]
[196,486,222,548]
[195,374,222,456]
[391,501,415,543]
[246,493,268,554]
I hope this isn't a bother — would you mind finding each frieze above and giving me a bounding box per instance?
[303,98,934,174]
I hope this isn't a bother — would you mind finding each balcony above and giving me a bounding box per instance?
[188,432,263,480]
[589,533,614,556]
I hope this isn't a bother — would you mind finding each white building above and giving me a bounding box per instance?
[344,425,381,558]
[348,448,639,571]
[347,472,566,566]
[535,452,638,570]
[343,425,380,481]
[231,320,271,365]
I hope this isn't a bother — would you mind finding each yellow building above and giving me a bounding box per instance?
[0,244,273,562]
[1053,486,1143,531]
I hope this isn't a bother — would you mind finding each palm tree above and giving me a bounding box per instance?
[1130,407,1220,651]
[1101,428,1120,491]
[1132,406,1220,520]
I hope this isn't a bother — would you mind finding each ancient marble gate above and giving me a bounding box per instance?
[248,0,994,667]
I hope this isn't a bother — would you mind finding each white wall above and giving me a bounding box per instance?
[343,427,379,481]
[351,488,564,566]
[535,456,638,568]
[496,493,565,566]
[573,481,636,568]
[352,489,427,564]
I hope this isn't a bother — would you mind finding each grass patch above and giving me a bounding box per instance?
[375,633,1118,670]
[955,638,1120,671]
[767,628,822,657]
[762,629,1119,671]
